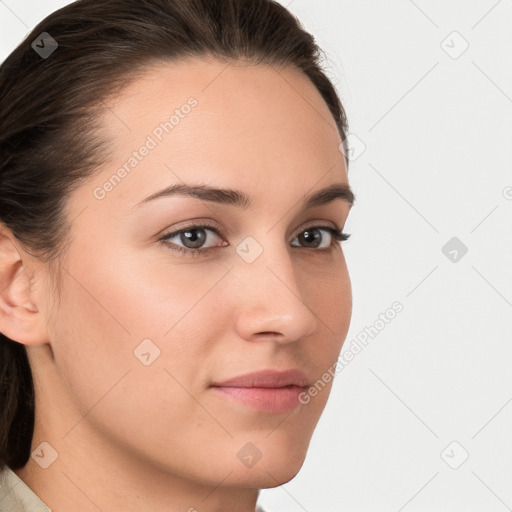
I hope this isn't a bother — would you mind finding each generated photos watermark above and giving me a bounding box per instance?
[299,301,404,404]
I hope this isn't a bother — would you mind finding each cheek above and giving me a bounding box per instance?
[54,241,351,381]
[304,252,352,341]
[49,255,227,466]
[45,243,351,482]
[301,256,351,401]
[49,248,227,403]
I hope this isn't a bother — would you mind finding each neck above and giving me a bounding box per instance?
[14,348,261,512]
[15,422,260,512]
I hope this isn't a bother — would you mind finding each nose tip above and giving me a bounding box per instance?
[233,265,318,344]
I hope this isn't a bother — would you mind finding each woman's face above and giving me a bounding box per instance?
[40,58,353,488]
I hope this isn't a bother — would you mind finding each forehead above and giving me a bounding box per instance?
[81,58,348,216]
[103,57,342,150]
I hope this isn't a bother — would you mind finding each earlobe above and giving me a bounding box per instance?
[0,227,48,346]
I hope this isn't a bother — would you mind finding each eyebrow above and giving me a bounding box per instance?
[133,181,355,211]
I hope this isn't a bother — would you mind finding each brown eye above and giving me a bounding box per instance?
[158,222,350,258]
[291,226,350,250]
[159,223,226,256]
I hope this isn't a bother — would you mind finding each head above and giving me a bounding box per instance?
[0,0,354,490]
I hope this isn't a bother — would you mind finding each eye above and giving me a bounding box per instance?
[158,221,226,257]
[158,222,350,257]
[290,225,350,249]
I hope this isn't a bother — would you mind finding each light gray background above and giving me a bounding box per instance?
[1,1,511,511]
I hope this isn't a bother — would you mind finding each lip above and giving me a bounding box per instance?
[210,369,309,413]
[210,369,309,388]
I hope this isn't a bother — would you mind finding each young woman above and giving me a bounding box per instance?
[0,0,355,510]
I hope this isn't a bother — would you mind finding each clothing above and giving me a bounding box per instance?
[0,466,52,511]
[0,465,271,512]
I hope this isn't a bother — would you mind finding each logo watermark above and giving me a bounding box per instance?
[299,301,404,404]
[93,97,198,200]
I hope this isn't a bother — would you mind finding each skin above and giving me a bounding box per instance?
[0,57,353,512]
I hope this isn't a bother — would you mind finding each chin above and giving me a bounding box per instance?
[264,457,304,487]
[228,441,308,489]
[239,459,305,489]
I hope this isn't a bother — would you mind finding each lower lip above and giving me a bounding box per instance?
[210,385,306,413]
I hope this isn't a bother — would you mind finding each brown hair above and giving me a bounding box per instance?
[0,0,350,470]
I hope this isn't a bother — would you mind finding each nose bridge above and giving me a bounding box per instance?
[232,233,318,342]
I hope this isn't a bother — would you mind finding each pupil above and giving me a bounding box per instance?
[178,227,324,250]
[182,229,205,248]
[301,229,320,248]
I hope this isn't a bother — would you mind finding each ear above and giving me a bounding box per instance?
[0,225,50,346]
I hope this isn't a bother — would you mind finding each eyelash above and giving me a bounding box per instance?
[157,221,351,258]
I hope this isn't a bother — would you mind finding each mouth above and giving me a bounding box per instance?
[210,385,307,413]
[209,368,309,413]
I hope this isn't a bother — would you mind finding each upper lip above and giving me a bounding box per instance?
[210,369,309,388]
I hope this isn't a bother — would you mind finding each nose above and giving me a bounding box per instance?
[231,241,319,344]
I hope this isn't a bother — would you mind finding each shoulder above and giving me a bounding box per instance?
[0,465,52,512]
[1,465,274,512]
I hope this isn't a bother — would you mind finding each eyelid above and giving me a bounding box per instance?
[158,220,349,259]
[290,219,340,239]
[158,218,343,242]
[157,219,225,240]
